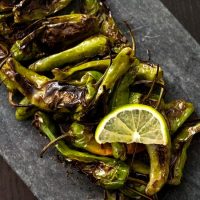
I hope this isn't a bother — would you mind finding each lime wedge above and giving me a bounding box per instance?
[95,104,169,145]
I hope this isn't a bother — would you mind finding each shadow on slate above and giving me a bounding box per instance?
[0,0,200,200]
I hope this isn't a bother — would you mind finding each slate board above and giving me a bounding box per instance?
[0,0,200,199]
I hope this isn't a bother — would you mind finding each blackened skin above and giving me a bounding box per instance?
[43,81,86,110]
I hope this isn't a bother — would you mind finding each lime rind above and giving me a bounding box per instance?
[95,104,169,145]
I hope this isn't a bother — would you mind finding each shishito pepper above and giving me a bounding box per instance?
[11,14,99,61]
[95,47,135,102]
[15,97,38,121]
[145,143,171,196]
[33,111,129,189]
[164,100,194,134]
[2,58,87,112]
[13,0,72,23]
[82,0,129,53]
[168,122,200,185]
[53,59,110,81]
[29,35,109,72]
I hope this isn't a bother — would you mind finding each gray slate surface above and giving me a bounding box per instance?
[0,0,200,199]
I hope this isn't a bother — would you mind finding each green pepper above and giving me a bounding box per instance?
[81,0,101,15]
[164,100,194,134]
[53,59,110,81]
[63,71,103,86]
[29,35,109,72]
[168,122,200,185]
[82,0,129,53]
[15,97,38,121]
[109,67,137,160]
[110,67,137,110]
[11,14,99,61]
[136,62,163,82]
[80,161,129,189]
[34,111,112,163]
[7,57,50,88]
[0,62,17,91]
[65,122,113,156]
[4,58,87,112]
[13,0,72,23]
[95,47,135,102]
[145,142,171,196]
[34,111,129,189]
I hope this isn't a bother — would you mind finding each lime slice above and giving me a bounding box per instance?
[95,104,169,145]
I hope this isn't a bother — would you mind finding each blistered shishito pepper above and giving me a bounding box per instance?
[82,0,129,53]
[136,62,163,82]
[67,122,113,156]
[53,59,110,81]
[95,47,135,102]
[13,0,72,23]
[168,122,200,185]
[145,142,171,196]
[110,67,137,110]
[15,97,38,121]
[164,100,194,134]
[79,161,129,189]
[34,111,129,189]
[3,58,87,112]
[67,71,103,86]
[29,35,109,72]
[11,14,99,61]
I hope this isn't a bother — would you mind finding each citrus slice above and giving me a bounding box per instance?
[95,104,169,145]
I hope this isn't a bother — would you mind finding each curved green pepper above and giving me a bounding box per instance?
[29,35,109,72]
[13,0,72,23]
[168,122,200,185]
[164,100,194,134]
[95,47,135,102]
[53,59,110,81]
[145,142,171,196]
[11,14,99,61]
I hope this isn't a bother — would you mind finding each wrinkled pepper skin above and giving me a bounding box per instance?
[15,97,38,121]
[82,0,129,53]
[13,0,72,23]
[34,111,113,163]
[29,35,109,72]
[66,122,113,156]
[95,47,135,101]
[34,111,129,189]
[145,141,171,196]
[168,123,200,185]
[79,161,129,189]
[11,14,99,61]
[164,100,194,134]
[53,59,110,81]
[3,58,87,112]
[136,62,163,82]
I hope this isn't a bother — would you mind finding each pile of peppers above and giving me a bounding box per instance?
[0,0,199,199]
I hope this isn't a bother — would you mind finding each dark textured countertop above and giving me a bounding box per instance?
[0,0,200,200]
